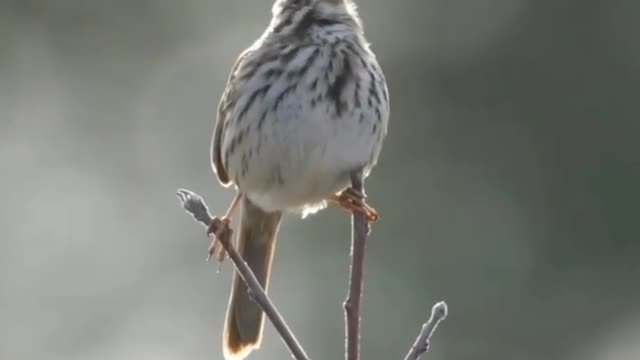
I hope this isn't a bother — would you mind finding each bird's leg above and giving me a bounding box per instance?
[330,187,379,222]
[206,192,243,262]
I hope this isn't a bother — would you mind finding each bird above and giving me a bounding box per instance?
[209,0,389,358]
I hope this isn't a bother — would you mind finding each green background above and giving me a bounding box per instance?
[1,1,639,359]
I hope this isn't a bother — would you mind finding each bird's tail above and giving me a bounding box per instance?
[223,197,282,360]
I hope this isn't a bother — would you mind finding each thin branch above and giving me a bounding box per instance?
[403,302,448,360]
[344,171,370,360]
[176,189,310,360]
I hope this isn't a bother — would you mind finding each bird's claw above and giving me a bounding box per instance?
[207,217,232,262]
[331,187,380,222]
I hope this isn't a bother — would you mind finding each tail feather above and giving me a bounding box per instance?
[223,197,282,360]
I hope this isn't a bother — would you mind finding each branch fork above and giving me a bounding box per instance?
[176,173,447,360]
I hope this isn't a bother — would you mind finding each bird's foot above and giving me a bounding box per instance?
[206,217,233,262]
[205,192,243,262]
[330,187,379,222]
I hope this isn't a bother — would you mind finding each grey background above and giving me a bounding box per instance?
[2,0,639,359]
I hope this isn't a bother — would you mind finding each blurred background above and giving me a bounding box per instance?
[1,0,639,359]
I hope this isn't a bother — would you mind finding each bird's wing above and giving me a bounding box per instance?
[211,49,255,186]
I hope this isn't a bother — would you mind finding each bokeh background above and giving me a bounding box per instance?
[2,0,639,359]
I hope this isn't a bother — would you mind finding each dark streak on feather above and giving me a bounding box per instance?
[309,78,318,91]
[287,47,320,80]
[237,84,270,122]
[327,53,351,117]
[257,110,269,130]
[273,83,297,111]
[293,10,315,37]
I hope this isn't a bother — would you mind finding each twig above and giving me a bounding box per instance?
[344,171,370,360]
[403,302,448,360]
[176,189,310,360]
[177,187,448,360]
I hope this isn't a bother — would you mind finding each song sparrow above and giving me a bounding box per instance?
[210,0,389,358]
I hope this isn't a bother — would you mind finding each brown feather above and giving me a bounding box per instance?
[223,197,283,360]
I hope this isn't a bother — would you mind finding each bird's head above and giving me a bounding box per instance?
[270,0,362,34]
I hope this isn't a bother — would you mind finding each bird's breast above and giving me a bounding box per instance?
[222,41,388,212]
